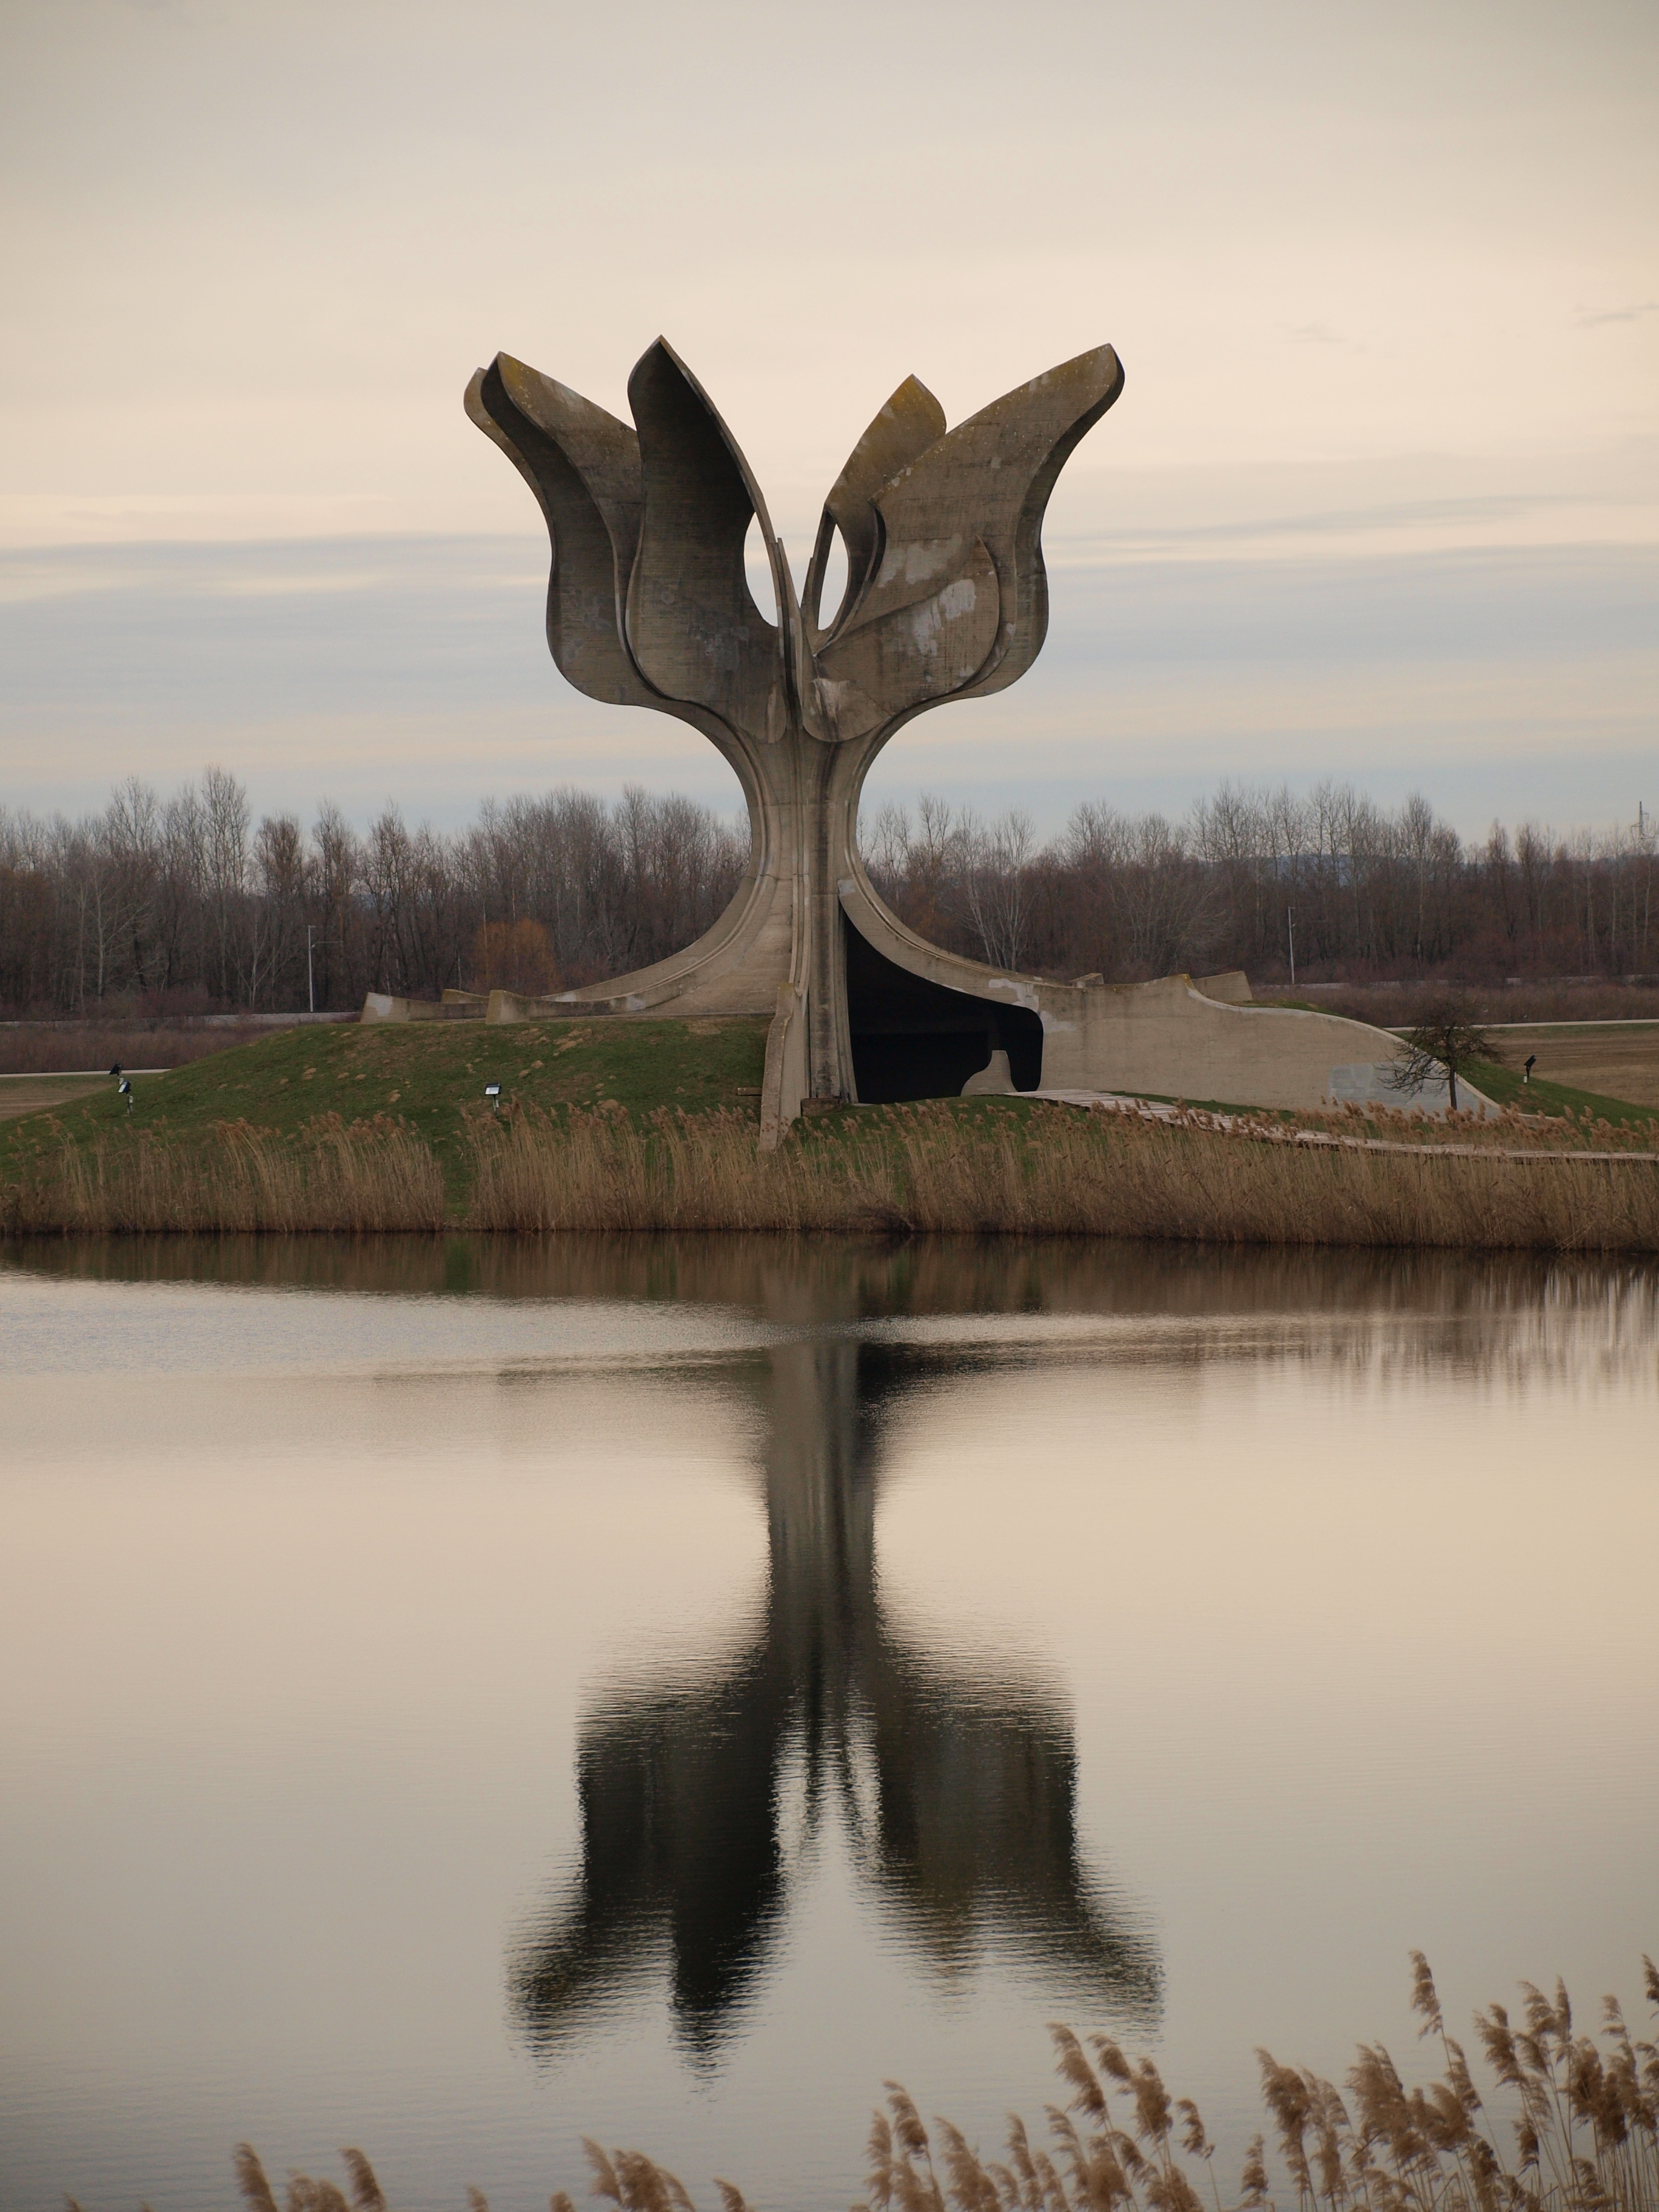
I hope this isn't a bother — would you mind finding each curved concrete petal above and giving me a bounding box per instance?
[805,373,948,641]
[466,358,648,711]
[624,338,790,748]
[817,534,1000,720]
[861,344,1124,700]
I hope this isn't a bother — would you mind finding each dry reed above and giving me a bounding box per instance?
[9,1101,1659,1247]
[4,1113,446,1235]
[461,1102,1659,1251]
[223,1953,1658,2212]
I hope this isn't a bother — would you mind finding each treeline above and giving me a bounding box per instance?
[864,783,1659,985]
[1,769,1654,1016]
[0,772,747,1014]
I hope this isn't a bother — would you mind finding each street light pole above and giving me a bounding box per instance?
[1287,907,1296,988]
[306,926,317,1015]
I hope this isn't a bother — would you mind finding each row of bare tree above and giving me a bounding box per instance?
[866,784,1659,985]
[1,771,1654,1016]
[0,776,746,1015]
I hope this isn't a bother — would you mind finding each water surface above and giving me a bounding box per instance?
[2,1236,1654,2211]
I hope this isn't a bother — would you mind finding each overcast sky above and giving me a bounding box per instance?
[2,0,1655,837]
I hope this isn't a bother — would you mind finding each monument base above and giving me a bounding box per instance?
[363,907,1484,1140]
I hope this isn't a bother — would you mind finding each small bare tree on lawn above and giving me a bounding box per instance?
[1387,995,1505,1111]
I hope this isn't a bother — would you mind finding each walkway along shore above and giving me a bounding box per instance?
[1039,1090,1659,1164]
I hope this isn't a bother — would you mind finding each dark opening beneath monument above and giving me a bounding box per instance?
[844,915,1044,1102]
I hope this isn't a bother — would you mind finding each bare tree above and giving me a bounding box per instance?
[1386,996,1506,1111]
[201,765,250,1002]
[250,813,306,1009]
[1116,813,1216,977]
[4,766,1656,1018]
[959,808,1037,970]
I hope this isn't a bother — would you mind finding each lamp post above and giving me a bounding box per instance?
[1287,908,1297,989]
[306,926,317,1016]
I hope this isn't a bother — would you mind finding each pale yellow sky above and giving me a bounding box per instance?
[1,0,1655,827]
[2,0,1655,554]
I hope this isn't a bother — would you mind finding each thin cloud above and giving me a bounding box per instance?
[1577,302,1659,328]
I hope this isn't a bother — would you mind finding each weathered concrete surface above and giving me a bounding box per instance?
[833,874,1473,1114]
[361,990,484,1024]
[1039,977,1487,1114]
[366,335,1472,1127]
[447,340,1121,1091]
[962,1048,1016,1096]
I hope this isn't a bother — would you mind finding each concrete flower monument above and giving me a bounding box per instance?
[364,339,1471,1130]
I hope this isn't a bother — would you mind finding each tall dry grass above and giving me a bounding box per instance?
[462,1103,1659,1252]
[216,1953,1658,2212]
[8,1102,1659,1246]
[2,1113,445,1235]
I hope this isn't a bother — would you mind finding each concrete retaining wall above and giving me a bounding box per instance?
[1037,974,1484,1113]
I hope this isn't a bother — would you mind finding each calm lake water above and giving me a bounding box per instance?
[2,1236,1654,2212]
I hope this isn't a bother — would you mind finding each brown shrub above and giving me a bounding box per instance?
[473,917,558,997]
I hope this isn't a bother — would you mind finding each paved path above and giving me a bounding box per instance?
[0,1070,169,1123]
[0,1073,109,1123]
[1032,1090,1659,1164]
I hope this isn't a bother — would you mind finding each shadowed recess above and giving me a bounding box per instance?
[843,916,1044,1101]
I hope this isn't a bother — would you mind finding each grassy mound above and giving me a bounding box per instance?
[0,1014,769,1200]
[5,1019,1658,1246]
[1466,1057,1659,1130]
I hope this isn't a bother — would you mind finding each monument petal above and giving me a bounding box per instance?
[625,338,793,747]
[804,372,949,643]
[870,343,1126,700]
[464,357,649,712]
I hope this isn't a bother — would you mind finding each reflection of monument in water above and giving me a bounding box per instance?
[512,1336,1159,2056]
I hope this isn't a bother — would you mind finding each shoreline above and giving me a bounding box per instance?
[7,1101,1659,1252]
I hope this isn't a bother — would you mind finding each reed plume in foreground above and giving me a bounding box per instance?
[223,1953,1657,2212]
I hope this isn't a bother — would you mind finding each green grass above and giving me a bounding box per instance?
[1465,1057,1659,1131]
[0,1016,769,1205]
